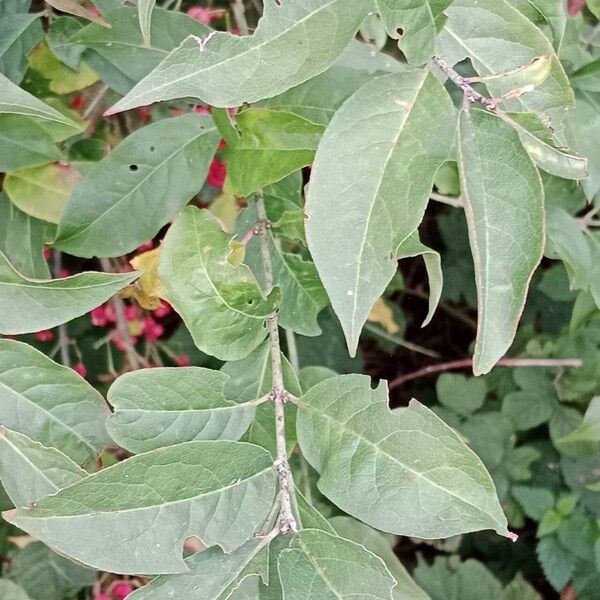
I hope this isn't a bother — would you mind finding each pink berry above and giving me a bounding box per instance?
[176,354,191,367]
[124,304,138,322]
[187,6,211,23]
[207,158,226,188]
[113,582,134,599]
[43,247,52,260]
[136,240,154,253]
[35,330,54,342]
[104,303,117,322]
[153,302,172,318]
[91,305,108,327]
[73,362,87,377]
[59,267,71,278]
[142,317,164,342]
[110,330,137,353]
[193,105,211,115]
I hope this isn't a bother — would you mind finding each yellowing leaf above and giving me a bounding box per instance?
[28,42,98,94]
[209,180,239,233]
[367,297,400,334]
[469,55,552,91]
[122,247,167,310]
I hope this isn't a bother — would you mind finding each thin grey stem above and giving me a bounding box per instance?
[53,250,71,367]
[99,258,143,371]
[232,0,250,35]
[83,84,109,121]
[256,191,298,535]
[285,328,300,372]
[432,55,497,110]
[430,192,463,208]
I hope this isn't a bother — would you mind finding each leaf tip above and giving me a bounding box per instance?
[507,531,519,543]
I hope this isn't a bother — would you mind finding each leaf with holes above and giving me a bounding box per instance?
[3,441,277,574]
[55,114,220,258]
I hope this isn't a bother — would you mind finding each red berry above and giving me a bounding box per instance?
[69,95,86,110]
[73,362,87,377]
[59,267,71,278]
[193,105,211,115]
[186,6,211,23]
[35,330,54,342]
[124,304,138,322]
[136,106,152,122]
[43,247,52,260]
[136,240,154,253]
[176,354,191,367]
[142,317,164,342]
[113,582,134,599]
[91,305,108,327]
[207,158,227,188]
[153,302,172,318]
[110,330,138,353]
[104,303,117,322]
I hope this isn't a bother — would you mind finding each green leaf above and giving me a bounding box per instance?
[524,0,566,49]
[457,108,544,375]
[458,412,513,470]
[0,427,86,507]
[0,581,31,600]
[536,536,576,591]
[297,374,509,538]
[0,252,138,335]
[137,0,156,47]
[0,0,31,17]
[436,0,573,116]
[571,59,600,93]
[375,0,450,66]
[0,339,111,466]
[158,207,280,361]
[0,193,49,279]
[220,342,301,457]
[127,536,269,600]
[55,114,220,258]
[502,390,557,431]
[72,7,211,91]
[500,573,539,600]
[330,516,430,600]
[436,373,487,417]
[500,112,587,180]
[277,528,396,600]
[106,0,373,113]
[0,115,62,171]
[298,366,337,392]
[223,109,324,197]
[555,397,600,454]
[0,14,42,83]
[537,509,562,536]
[565,91,600,201]
[512,485,555,521]
[107,367,259,453]
[306,70,454,356]
[4,162,81,224]
[3,440,277,574]
[46,16,86,69]
[0,72,84,140]
[5,541,96,600]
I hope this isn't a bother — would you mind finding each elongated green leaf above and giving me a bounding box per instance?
[457,109,544,375]
[0,115,62,171]
[128,537,269,600]
[0,581,31,600]
[571,59,600,93]
[278,528,396,599]
[330,516,430,600]
[107,367,259,453]
[4,162,81,224]
[0,193,49,279]
[0,427,86,507]
[47,15,86,69]
[55,114,220,258]
[72,7,211,91]
[306,70,454,355]
[158,207,280,361]
[106,0,373,113]
[223,109,324,197]
[138,0,156,47]
[436,0,573,115]
[375,0,450,66]
[500,112,587,180]
[297,374,509,538]
[0,14,42,83]
[5,541,96,600]
[523,0,566,49]
[0,252,138,335]
[3,441,277,574]
[0,73,83,140]
[0,340,111,466]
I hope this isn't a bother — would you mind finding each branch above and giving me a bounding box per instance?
[256,191,298,535]
[53,250,71,367]
[429,192,463,208]
[99,258,144,371]
[389,357,583,389]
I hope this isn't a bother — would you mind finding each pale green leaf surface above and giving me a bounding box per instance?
[500,112,587,180]
[0,427,86,507]
[5,541,96,600]
[436,0,573,116]
[436,373,487,417]
[0,193,50,279]
[571,59,600,93]
[158,207,280,361]
[225,109,324,197]
[0,72,83,140]
[502,391,557,431]
[306,70,454,355]
[457,109,544,375]
[3,441,277,574]
[0,14,42,83]
[128,537,269,600]
[138,0,156,47]
[55,114,220,258]
[107,367,258,453]
[512,486,555,521]
[0,581,31,600]
[278,528,396,600]
[517,0,566,48]
[297,374,509,538]
[0,340,112,466]
[0,252,138,335]
[46,16,86,70]
[334,39,411,74]
[330,516,430,600]
[106,0,373,112]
